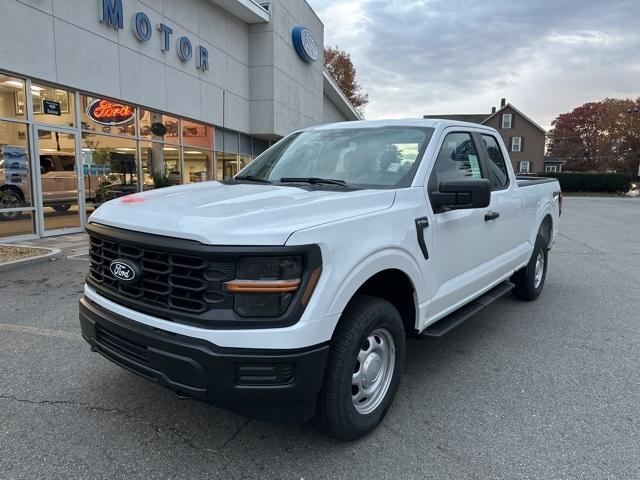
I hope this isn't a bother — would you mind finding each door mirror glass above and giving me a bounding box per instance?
[431,179,491,212]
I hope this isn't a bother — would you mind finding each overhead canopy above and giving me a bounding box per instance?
[205,0,269,23]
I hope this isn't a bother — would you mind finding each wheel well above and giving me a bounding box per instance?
[539,215,553,248]
[0,185,25,202]
[350,269,417,335]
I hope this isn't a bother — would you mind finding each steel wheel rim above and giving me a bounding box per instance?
[351,328,396,415]
[534,251,545,288]
[0,192,20,219]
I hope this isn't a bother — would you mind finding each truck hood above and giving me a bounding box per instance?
[89,181,396,245]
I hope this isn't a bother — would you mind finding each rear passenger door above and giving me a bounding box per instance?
[426,129,505,322]
[477,133,528,271]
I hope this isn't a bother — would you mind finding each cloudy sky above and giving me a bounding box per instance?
[308,0,639,129]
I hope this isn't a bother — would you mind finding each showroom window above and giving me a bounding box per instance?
[139,109,179,144]
[32,82,76,128]
[0,74,27,120]
[183,149,214,184]
[0,70,268,240]
[0,120,35,238]
[82,133,139,202]
[141,142,181,189]
[218,130,240,180]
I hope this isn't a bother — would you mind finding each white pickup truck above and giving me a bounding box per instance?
[79,119,561,439]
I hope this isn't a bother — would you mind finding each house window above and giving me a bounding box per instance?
[501,113,512,129]
[545,165,558,172]
[519,161,531,173]
[511,136,522,152]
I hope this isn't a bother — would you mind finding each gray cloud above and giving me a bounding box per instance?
[310,0,640,127]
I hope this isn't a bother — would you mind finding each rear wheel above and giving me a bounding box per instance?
[0,189,24,221]
[511,234,548,300]
[52,204,72,213]
[317,295,405,440]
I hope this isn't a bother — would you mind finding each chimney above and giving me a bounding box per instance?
[491,106,496,114]
[500,98,506,108]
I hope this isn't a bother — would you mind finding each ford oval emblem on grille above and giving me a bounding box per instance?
[109,259,141,283]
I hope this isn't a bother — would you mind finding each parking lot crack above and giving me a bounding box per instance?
[0,394,128,415]
[219,419,253,450]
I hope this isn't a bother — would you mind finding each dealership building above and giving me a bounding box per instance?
[0,0,358,240]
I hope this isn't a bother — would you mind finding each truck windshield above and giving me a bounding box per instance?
[237,126,434,189]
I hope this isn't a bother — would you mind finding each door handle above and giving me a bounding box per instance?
[414,217,429,260]
[484,211,500,221]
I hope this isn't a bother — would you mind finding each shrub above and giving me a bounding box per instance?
[539,172,631,193]
[151,171,174,189]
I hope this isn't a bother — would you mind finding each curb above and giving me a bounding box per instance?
[0,244,62,272]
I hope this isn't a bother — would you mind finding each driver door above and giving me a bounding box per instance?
[425,129,505,323]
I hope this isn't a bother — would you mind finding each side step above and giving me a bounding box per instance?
[421,281,514,337]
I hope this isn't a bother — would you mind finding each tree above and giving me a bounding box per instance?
[324,46,368,117]
[548,98,640,173]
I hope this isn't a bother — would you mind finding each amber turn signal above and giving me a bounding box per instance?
[223,279,301,293]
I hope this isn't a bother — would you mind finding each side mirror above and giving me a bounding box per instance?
[431,179,491,211]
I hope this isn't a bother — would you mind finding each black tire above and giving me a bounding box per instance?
[52,204,72,213]
[317,294,406,440]
[0,188,24,221]
[511,234,548,300]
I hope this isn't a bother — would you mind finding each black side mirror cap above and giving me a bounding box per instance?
[431,179,491,211]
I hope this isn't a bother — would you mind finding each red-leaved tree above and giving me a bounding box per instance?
[324,46,368,117]
[548,98,640,173]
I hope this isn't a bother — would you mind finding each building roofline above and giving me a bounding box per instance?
[322,69,361,121]
[483,103,547,134]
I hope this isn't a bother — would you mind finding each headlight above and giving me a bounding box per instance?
[224,256,304,317]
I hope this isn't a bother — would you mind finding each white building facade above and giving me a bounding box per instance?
[0,0,358,240]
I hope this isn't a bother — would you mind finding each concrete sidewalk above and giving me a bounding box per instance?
[19,233,89,259]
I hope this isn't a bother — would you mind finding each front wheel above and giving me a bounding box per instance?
[511,234,548,300]
[317,295,406,440]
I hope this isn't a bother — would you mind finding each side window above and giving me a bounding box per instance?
[58,155,75,172]
[429,132,484,187]
[40,156,55,174]
[481,134,509,190]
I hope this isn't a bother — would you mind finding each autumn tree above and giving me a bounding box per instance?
[548,98,640,173]
[324,46,368,117]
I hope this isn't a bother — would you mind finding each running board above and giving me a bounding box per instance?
[421,281,515,337]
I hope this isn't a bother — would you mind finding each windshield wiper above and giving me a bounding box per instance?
[280,177,348,187]
[234,175,272,184]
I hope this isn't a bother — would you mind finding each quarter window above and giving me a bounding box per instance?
[501,113,512,129]
[481,134,509,189]
[430,132,484,186]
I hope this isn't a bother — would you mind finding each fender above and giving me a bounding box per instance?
[326,247,424,319]
[531,200,555,246]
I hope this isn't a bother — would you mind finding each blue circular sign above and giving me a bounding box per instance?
[292,26,319,63]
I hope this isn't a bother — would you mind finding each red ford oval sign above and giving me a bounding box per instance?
[87,99,135,126]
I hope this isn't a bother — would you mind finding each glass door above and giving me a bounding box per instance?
[34,127,83,236]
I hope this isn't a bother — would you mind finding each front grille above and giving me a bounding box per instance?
[88,232,235,318]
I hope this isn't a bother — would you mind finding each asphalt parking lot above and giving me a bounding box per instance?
[2,196,640,479]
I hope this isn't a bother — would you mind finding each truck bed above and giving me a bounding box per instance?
[516,176,557,188]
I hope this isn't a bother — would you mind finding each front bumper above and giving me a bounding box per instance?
[79,297,329,423]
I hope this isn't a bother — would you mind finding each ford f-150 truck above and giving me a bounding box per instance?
[79,119,561,439]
